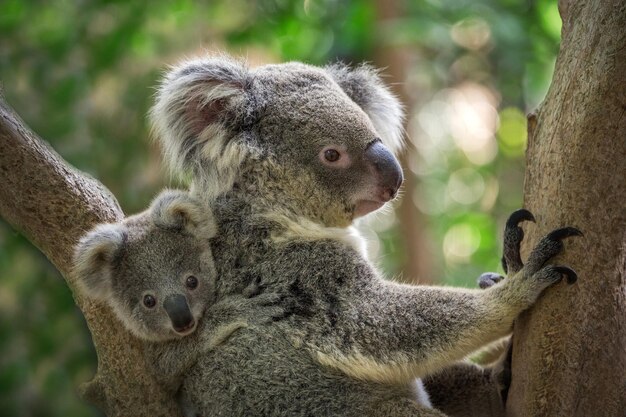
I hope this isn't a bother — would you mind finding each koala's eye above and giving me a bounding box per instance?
[143,294,157,309]
[186,276,199,290]
[319,145,350,168]
[324,149,341,162]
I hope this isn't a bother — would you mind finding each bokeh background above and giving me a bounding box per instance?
[0,0,561,415]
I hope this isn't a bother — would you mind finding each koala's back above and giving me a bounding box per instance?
[180,325,415,417]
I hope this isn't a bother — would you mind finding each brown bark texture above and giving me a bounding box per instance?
[0,95,182,416]
[507,1,626,416]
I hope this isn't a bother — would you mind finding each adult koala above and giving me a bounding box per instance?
[150,55,580,417]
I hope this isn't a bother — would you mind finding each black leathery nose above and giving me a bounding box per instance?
[365,141,404,197]
[163,294,194,331]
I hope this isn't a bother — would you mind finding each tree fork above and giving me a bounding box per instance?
[0,94,181,416]
[507,0,626,416]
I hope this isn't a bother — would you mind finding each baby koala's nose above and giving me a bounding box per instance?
[163,294,195,333]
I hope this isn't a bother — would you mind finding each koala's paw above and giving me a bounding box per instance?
[248,292,295,324]
[478,272,505,289]
[501,209,535,275]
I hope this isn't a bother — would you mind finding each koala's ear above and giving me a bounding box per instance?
[150,189,217,239]
[326,63,404,155]
[150,55,250,184]
[73,224,127,301]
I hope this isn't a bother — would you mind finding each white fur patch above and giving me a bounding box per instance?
[266,212,368,258]
[365,95,405,156]
[314,349,426,384]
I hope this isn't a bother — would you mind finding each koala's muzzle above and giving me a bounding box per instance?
[365,141,403,201]
[163,294,195,334]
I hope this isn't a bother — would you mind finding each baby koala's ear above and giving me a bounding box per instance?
[73,224,127,301]
[150,189,217,239]
[150,55,249,179]
[326,63,404,155]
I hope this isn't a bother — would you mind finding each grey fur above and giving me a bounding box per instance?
[73,189,287,397]
[150,55,579,417]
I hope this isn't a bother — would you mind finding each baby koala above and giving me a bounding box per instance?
[74,189,217,342]
[73,189,284,393]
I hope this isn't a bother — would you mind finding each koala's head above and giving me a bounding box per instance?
[150,55,404,227]
[73,190,216,342]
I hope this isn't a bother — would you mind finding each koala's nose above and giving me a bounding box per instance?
[163,294,195,333]
[365,141,403,201]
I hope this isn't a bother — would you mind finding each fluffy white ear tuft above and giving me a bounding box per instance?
[150,55,250,199]
[150,189,217,239]
[73,224,126,301]
[326,63,405,155]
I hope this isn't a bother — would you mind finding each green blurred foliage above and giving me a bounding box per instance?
[0,0,560,415]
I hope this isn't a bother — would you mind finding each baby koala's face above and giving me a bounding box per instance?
[73,190,217,342]
[110,220,215,341]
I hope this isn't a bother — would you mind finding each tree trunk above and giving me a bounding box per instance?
[0,95,182,416]
[507,1,626,416]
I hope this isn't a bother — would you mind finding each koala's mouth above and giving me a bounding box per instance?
[353,184,399,217]
[354,199,386,217]
[173,320,197,337]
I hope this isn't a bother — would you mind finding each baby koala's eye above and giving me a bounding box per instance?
[143,294,157,309]
[324,149,340,162]
[186,276,199,290]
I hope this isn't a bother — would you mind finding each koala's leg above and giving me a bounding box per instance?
[422,363,504,417]
[313,222,580,387]
[373,398,448,417]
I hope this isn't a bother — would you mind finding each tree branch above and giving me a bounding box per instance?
[0,93,181,416]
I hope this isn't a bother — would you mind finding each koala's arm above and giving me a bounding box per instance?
[419,211,538,417]
[308,222,580,384]
[146,290,287,388]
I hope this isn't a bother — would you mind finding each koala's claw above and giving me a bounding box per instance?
[553,265,578,284]
[533,265,578,286]
[526,227,583,273]
[506,209,535,228]
[502,209,535,275]
[478,272,505,289]
[546,227,583,240]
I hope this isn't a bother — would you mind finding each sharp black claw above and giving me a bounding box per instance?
[547,227,584,241]
[506,209,536,227]
[554,266,578,284]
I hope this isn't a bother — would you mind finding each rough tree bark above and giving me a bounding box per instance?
[0,95,182,416]
[507,1,626,416]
